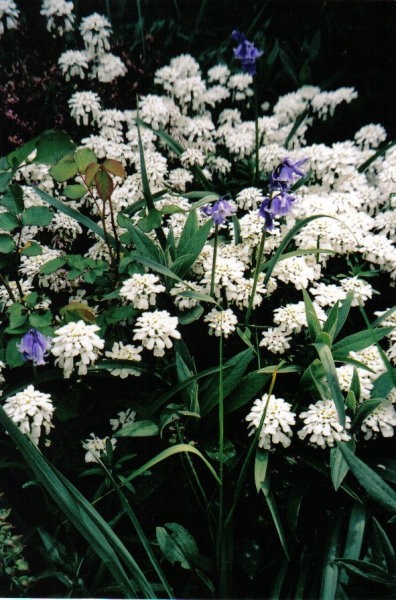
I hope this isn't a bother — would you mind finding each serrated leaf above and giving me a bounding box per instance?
[0,234,15,254]
[34,130,76,165]
[0,212,19,231]
[94,169,114,201]
[39,257,67,275]
[102,158,126,179]
[21,206,53,227]
[63,183,87,200]
[74,148,97,173]
[49,156,78,182]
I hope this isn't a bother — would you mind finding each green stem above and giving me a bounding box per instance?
[0,273,16,303]
[210,224,219,297]
[224,369,278,529]
[245,229,266,323]
[216,325,226,595]
[254,79,260,185]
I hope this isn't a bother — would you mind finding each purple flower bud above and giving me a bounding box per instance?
[17,329,52,366]
[270,190,296,216]
[202,197,235,225]
[232,30,263,76]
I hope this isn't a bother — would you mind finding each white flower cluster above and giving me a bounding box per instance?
[133,310,181,357]
[40,0,74,36]
[3,385,54,445]
[298,399,351,448]
[68,91,101,126]
[51,320,104,378]
[120,273,165,310]
[105,342,143,378]
[246,394,296,450]
[82,432,116,463]
[58,50,90,80]
[0,0,19,37]
[204,308,238,338]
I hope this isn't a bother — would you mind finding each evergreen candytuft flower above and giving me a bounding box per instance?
[232,30,263,76]
[17,329,52,366]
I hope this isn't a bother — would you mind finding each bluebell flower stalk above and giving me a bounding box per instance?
[202,197,235,297]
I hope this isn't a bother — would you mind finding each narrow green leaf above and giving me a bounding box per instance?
[332,327,394,359]
[303,288,322,340]
[314,342,345,426]
[339,503,366,585]
[372,517,396,575]
[338,443,396,513]
[320,513,343,600]
[254,449,269,493]
[330,443,353,490]
[225,371,270,415]
[116,420,159,437]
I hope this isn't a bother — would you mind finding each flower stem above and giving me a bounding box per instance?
[245,229,266,324]
[253,79,260,185]
[216,322,226,595]
[210,224,219,297]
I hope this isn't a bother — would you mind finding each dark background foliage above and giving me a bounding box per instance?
[1,0,395,154]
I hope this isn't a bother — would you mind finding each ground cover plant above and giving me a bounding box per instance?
[0,1,395,598]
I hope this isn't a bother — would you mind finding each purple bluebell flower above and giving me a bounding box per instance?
[270,190,296,216]
[258,198,275,231]
[202,197,235,225]
[17,329,52,366]
[271,157,307,188]
[232,30,263,76]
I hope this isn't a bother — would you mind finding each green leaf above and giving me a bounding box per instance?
[371,517,396,575]
[159,404,199,437]
[5,337,25,368]
[63,183,87,200]
[20,241,43,256]
[138,208,162,232]
[351,398,384,431]
[339,503,366,586]
[333,559,396,587]
[34,130,76,165]
[320,513,343,600]
[85,162,100,186]
[39,257,67,275]
[0,170,14,193]
[156,523,198,570]
[176,348,199,414]
[94,169,114,201]
[9,183,24,213]
[332,327,394,359]
[254,449,269,493]
[7,137,38,169]
[116,420,159,438]
[0,234,15,254]
[59,302,96,324]
[372,370,396,399]
[29,311,52,329]
[201,348,254,417]
[32,187,116,248]
[338,443,396,513]
[74,148,97,173]
[225,370,270,415]
[0,212,19,231]
[314,342,345,426]
[173,218,212,278]
[133,254,181,283]
[330,442,354,490]
[49,155,78,182]
[177,304,204,325]
[20,206,53,227]
[117,214,160,260]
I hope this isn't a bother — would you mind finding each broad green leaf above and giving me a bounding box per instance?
[39,257,67,275]
[20,241,42,256]
[138,208,162,232]
[176,209,199,255]
[0,170,13,193]
[85,162,100,186]
[20,206,53,227]
[34,130,76,165]
[156,523,199,570]
[63,183,87,199]
[177,304,204,325]
[314,342,345,426]
[372,370,396,399]
[74,148,97,173]
[225,370,270,415]
[173,218,212,278]
[330,442,354,490]
[0,212,19,231]
[116,420,159,438]
[94,169,113,201]
[49,155,78,182]
[29,311,52,329]
[0,234,15,254]
[59,302,96,324]
[117,214,160,261]
[5,337,26,368]
[338,443,396,513]
[7,137,38,168]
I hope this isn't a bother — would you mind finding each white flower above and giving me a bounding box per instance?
[180,148,205,168]
[82,433,116,463]
[336,364,373,401]
[105,342,143,378]
[354,124,386,150]
[51,320,104,378]
[69,91,102,126]
[119,273,165,310]
[340,276,374,306]
[298,399,351,448]
[246,394,296,450]
[273,301,326,334]
[0,0,19,37]
[58,50,90,80]
[204,308,238,338]
[109,409,136,432]
[361,401,396,440]
[259,328,292,354]
[133,310,181,357]
[236,187,264,211]
[40,0,75,36]
[80,12,112,56]
[3,385,54,445]
[93,52,127,83]
[207,64,230,85]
